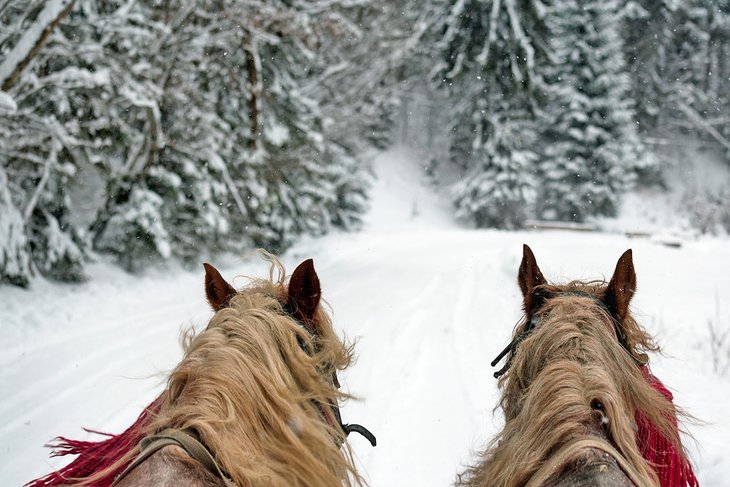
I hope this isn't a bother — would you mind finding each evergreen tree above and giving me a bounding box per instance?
[623,0,730,156]
[435,0,548,228]
[0,0,372,283]
[219,0,370,251]
[0,0,95,284]
[92,1,243,270]
[537,0,642,221]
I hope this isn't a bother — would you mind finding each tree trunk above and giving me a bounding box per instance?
[0,0,76,91]
[245,43,262,151]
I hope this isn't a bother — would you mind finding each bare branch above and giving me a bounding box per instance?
[23,141,58,223]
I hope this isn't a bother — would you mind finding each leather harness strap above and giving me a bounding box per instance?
[492,291,641,379]
[111,428,235,486]
[524,436,654,487]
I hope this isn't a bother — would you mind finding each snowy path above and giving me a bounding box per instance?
[2,148,730,486]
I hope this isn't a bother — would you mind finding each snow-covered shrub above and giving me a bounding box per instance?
[93,186,170,273]
[684,188,730,235]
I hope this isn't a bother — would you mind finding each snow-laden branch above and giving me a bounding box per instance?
[0,0,14,19]
[219,156,250,220]
[0,0,76,91]
[505,0,535,82]
[441,0,467,79]
[23,140,59,223]
[119,83,164,175]
[476,0,502,66]
[677,101,730,154]
[0,91,17,113]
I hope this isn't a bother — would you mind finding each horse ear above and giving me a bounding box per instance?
[203,263,237,311]
[603,249,636,324]
[518,244,547,315]
[288,259,321,329]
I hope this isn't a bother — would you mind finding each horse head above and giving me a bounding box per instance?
[28,255,372,487]
[460,245,692,487]
[203,258,376,448]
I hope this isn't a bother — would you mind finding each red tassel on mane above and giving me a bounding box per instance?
[636,367,698,487]
[25,395,164,487]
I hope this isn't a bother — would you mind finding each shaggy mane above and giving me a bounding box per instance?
[459,290,689,487]
[28,255,363,487]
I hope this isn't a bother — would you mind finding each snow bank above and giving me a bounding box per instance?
[1,148,729,487]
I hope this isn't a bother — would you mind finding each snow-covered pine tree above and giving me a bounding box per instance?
[537,0,643,222]
[623,0,730,158]
[434,0,547,228]
[1,0,206,274]
[214,0,370,252]
[92,1,237,270]
[0,0,90,284]
[92,1,371,265]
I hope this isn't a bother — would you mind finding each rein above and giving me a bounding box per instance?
[524,436,654,487]
[491,291,634,378]
[282,302,377,448]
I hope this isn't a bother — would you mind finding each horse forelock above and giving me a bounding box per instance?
[528,281,660,361]
[460,293,683,487]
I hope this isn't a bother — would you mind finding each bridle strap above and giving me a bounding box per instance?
[111,428,235,487]
[282,303,376,448]
[492,291,637,378]
[524,436,653,487]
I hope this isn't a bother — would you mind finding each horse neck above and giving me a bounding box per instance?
[114,445,227,487]
[479,308,659,487]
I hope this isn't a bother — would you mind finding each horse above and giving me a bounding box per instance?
[459,245,698,487]
[27,256,375,487]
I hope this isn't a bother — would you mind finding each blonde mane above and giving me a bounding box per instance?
[76,257,363,487]
[459,289,686,487]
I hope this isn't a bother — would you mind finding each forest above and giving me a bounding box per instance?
[1,0,728,287]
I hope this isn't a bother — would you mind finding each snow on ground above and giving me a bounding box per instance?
[2,147,730,486]
[596,141,730,238]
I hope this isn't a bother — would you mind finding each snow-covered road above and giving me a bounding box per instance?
[2,149,730,486]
